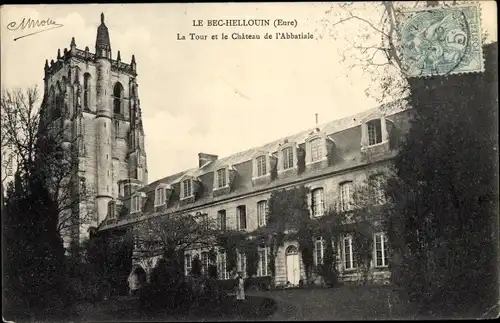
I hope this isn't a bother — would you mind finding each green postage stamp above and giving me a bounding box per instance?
[399,3,484,78]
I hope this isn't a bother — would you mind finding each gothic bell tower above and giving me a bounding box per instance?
[41,13,148,253]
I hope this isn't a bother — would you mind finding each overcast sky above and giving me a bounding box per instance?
[1,2,497,183]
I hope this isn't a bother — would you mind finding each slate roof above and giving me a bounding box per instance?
[144,99,409,192]
[95,13,111,50]
[102,99,413,230]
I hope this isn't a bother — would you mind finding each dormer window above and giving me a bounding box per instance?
[367,119,382,146]
[282,147,294,170]
[310,138,323,162]
[256,156,267,177]
[216,168,227,188]
[182,179,193,198]
[131,194,141,213]
[252,153,273,181]
[154,184,170,207]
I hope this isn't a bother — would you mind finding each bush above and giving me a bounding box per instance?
[318,264,339,287]
[244,276,272,291]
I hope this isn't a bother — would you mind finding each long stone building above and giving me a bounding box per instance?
[100,99,413,287]
[41,13,148,249]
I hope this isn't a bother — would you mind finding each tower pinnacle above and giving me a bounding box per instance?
[95,13,111,58]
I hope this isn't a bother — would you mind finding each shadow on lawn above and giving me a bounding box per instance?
[109,296,277,321]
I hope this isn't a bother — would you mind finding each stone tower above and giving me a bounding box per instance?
[41,13,148,252]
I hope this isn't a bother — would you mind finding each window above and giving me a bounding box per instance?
[200,213,209,230]
[311,188,325,217]
[237,205,247,230]
[108,201,115,218]
[256,155,267,177]
[371,175,386,205]
[201,252,210,275]
[237,251,247,276]
[218,210,227,231]
[131,195,141,213]
[83,73,91,110]
[155,186,166,206]
[216,168,227,188]
[315,237,324,266]
[218,250,229,280]
[367,119,382,146]
[374,233,389,267]
[50,86,56,110]
[257,200,268,227]
[282,147,294,170]
[343,236,357,270]
[310,138,323,162]
[113,82,124,114]
[137,168,143,182]
[257,246,269,276]
[185,254,192,276]
[340,181,353,211]
[182,179,192,198]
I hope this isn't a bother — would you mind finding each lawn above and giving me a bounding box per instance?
[15,285,421,322]
[71,284,419,321]
[258,284,420,321]
[73,294,277,322]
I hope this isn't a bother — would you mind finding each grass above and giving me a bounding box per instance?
[5,285,439,321]
[71,294,277,322]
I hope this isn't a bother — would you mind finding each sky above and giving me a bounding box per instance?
[1,2,497,183]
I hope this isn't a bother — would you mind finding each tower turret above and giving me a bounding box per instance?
[94,12,114,223]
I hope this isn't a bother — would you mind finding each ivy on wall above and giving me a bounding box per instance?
[217,177,389,285]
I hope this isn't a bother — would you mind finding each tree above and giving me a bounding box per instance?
[3,165,66,318]
[135,212,219,278]
[317,1,486,105]
[385,43,498,317]
[1,87,96,250]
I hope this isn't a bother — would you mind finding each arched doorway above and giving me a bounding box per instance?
[128,266,147,295]
[285,245,300,286]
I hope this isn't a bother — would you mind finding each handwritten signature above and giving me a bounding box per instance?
[7,18,63,41]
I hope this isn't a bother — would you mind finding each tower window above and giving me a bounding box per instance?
[83,73,91,110]
[113,82,124,115]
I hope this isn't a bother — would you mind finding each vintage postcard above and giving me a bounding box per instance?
[1,2,498,322]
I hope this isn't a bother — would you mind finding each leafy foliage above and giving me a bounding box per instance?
[385,43,498,316]
[318,234,339,287]
[217,230,247,274]
[243,239,259,278]
[1,87,96,246]
[191,255,202,277]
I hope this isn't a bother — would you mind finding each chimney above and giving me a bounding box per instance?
[198,153,218,168]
